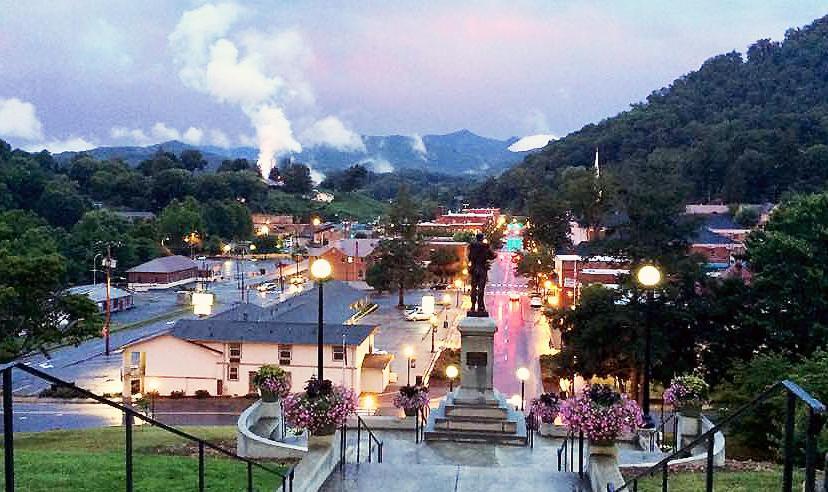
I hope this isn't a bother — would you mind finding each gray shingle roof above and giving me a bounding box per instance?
[66,284,132,303]
[172,319,376,346]
[127,255,197,273]
[692,228,736,245]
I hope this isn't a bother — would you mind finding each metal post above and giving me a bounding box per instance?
[125,413,133,492]
[407,357,411,386]
[783,391,796,492]
[661,465,668,492]
[431,325,436,353]
[356,420,361,464]
[104,244,112,356]
[642,289,653,427]
[520,380,525,411]
[4,368,14,492]
[247,462,253,492]
[805,409,822,492]
[705,435,714,492]
[578,431,584,479]
[449,378,454,392]
[198,442,205,492]
[317,281,324,382]
[378,442,383,463]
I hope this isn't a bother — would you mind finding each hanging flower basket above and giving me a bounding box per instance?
[560,384,643,446]
[283,377,356,436]
[252,365,291,402]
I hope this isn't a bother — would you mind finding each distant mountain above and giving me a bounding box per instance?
[55,129,529,176]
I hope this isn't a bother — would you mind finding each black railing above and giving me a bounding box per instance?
[340,414,383,466]
[526,412,538,449]
[556,430,585,479]
[609,380,826,492]
[415,405,429,444]
[647,413,678,454]
[1,362,294,492]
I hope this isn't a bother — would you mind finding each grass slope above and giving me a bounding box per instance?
[0,426,288,492]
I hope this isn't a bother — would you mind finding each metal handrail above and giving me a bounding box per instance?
[341,413,384,467]
[649,413,678,453]
[2,363,294,492]
[609,380,826,492]
[556,430,585,478]
[415,404,429,444]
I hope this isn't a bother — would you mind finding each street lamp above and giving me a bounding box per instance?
[311,258,332,381]
[636,264,661,428]
[453,279,464,307]
[312,216,322,226]
[403,346,415,386]
[516,367,530,411]
[430,315,438,353]
[445,365,458,392]
[509,394,521,411]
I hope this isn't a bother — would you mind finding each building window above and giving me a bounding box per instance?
[228,365,239,381]
[333,345,345,362]
[278,345,292,366]
[129,351,141,368]
[229,343,242,361]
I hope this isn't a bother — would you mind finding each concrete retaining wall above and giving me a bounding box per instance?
[237,400,306,460]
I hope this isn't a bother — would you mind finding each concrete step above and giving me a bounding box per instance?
[433,417,517,433]
[424,428,527,446]
[249,416,279,439]
[321,463,587,492]
[444,404,509,419]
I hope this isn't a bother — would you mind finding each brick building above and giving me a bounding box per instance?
[127,255,198,291]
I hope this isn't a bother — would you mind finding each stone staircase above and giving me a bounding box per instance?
[322,463,585,491]
[424,390,527,445]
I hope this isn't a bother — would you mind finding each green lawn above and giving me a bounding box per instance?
[631,468,807,492]
[0,426,290,492]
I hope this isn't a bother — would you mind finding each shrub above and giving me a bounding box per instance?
[194,389,210,399]
[663,374,710,411]
[39,384,87,399]
[529,392,561,424]
[169,390,186,399]
[252,364,290,401]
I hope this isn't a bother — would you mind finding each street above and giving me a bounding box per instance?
[487,249,551,408]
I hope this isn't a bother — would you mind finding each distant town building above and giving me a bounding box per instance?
[308,239,381,281]
[251,213,294,236]
[112,210,156,222]
[126,255,198,291]
[66,283,134,313]
[417,207,500,236]
[120,281,388,397]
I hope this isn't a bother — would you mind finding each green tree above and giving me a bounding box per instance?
[180,149,207,172]
[217,158,254,174]
[369,238,426,307]
[36,177,89,229]
[427,248,460,283]
[151,168,194,208]
[157,197,205,252]
[745,191,828,357]
[281,163,313,194]
[385,185,419,239]
[204,200,252,240]
[525,188,572,252]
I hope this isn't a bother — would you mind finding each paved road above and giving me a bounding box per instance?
[486,250,551,408]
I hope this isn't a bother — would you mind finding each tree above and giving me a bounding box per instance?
[281,163,313,194]
[0,210,101,360]
[516,246,556,291]
[427,248,460,283]
[157,198,205,252]
[204,200,252,240]
[340,164,369,192]
[745,191,828,357]
[217,158,254,174]
[36,177,89,229]
[180,150,207,172]
[385,185,419,239]
[369,238,426,307]
[151,168,194,209]
[138,150,180,176]
[525,188,572,252]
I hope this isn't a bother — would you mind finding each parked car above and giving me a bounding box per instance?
[529,295,543,308]
[257,282,278,292]
[431,283,448,290]
[405,308,431,321]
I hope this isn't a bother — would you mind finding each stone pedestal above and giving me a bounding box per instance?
[424,317,527,445]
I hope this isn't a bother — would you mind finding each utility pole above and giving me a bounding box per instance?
[102,244,116,356]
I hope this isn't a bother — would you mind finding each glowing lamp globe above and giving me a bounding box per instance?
[421,295,435,316]
[403,346,414,359]
[445,365,459,380]
[543,279,553,290]
[310,258,332,280]
[637,265,662,287]
[192,291,214,316]
[516,367,530,381]
[454,279,464,289]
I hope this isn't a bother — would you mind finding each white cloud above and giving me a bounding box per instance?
[0,97,44,140]
[110,126,151,145]
[182,127,204,145]
[300,116,365,152]
[237,133,256,147]
[410,133,427,159]
[25,137,96,153]
[210,129,232,148]
[150,122,181,141]
[205,39,283,107]
[508,134,558,152]
[359,157,394,174]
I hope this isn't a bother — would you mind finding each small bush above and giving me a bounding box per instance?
[194,389,211,399]
[169,390,186,399]
[39,383,87,399]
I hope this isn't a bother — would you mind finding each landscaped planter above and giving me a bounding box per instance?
[588,440,618,458]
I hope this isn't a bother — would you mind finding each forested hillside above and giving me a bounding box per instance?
[477,14,828,210]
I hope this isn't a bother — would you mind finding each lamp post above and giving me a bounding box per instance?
[454,279,463,307]
[430,315,438,353]
[403,346,415,386]
[636,264,662,428]
[445,365,458,392]
[516,367,530,411]
[311,258,332,381]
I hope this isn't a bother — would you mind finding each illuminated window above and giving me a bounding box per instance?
[229,343,242,360]
[279,345,292,366]
[333,345,345,362]
[228,365,239,381]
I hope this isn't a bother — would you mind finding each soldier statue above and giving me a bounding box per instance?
[467,233,496,317]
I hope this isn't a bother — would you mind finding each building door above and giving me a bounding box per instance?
[216,380,223,396]
[130,379,141,395]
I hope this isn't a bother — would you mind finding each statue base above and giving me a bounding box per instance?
[467,309,489,318]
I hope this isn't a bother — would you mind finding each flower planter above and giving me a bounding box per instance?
[308,430,335,449]
[260,389,279,403]
[403,407,418,417]
[678,405,702,418]
[588,440,618,457]
[539,422,556,437]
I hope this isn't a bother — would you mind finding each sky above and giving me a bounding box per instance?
[0,1,826,165]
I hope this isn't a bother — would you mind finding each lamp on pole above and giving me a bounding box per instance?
[311,258,332,381]
[636,264,662,428]
[453,279,463,308]
[516,367,530,411]
[403,346,415,386]
[445,365,458,392]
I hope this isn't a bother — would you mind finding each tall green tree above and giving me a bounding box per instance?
[281,163,313,194]
[368,238,426,307]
